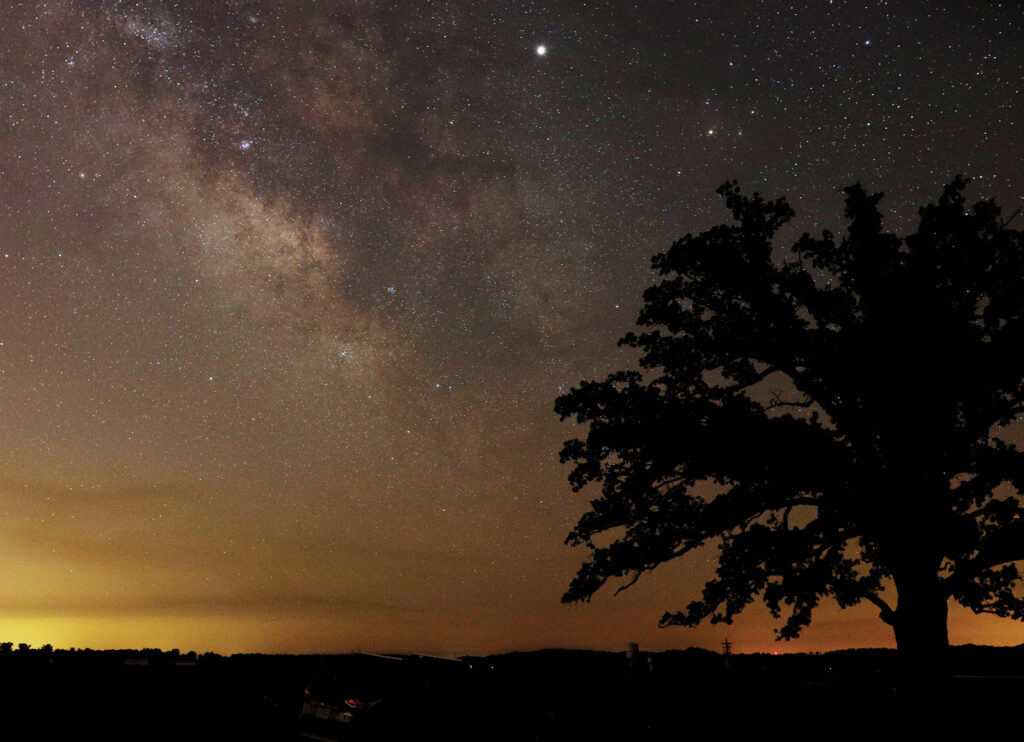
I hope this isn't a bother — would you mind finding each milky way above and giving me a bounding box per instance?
[0,0,1022,654]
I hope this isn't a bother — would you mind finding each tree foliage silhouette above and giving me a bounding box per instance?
[556,176,1024,671]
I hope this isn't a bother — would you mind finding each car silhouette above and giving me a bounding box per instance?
[298,653,469,740]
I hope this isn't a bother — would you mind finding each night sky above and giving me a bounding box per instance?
[1,0,1022,655]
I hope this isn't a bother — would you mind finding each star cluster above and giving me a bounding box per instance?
[0,0,1021,654]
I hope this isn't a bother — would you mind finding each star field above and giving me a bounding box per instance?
[0,0,1022,654]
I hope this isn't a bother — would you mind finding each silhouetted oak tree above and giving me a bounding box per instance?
[556,177,1024,675]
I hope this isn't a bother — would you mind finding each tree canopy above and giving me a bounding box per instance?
[555,176,1024,668]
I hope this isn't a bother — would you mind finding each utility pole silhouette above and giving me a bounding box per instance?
[722,639,732,670]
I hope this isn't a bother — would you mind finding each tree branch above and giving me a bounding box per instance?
[768,394,816,411]
[945,517,1024,595]
[727,364,782,393]
[860,590,897,626]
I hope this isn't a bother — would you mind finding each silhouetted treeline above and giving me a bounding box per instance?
[3,642,1024,675]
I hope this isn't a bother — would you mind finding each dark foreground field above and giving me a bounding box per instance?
[0,646,1021,740]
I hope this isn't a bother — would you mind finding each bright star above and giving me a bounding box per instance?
[536,45,547,56]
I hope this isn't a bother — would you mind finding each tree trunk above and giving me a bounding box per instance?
[890,568,950,733]
[892,580,949,675]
